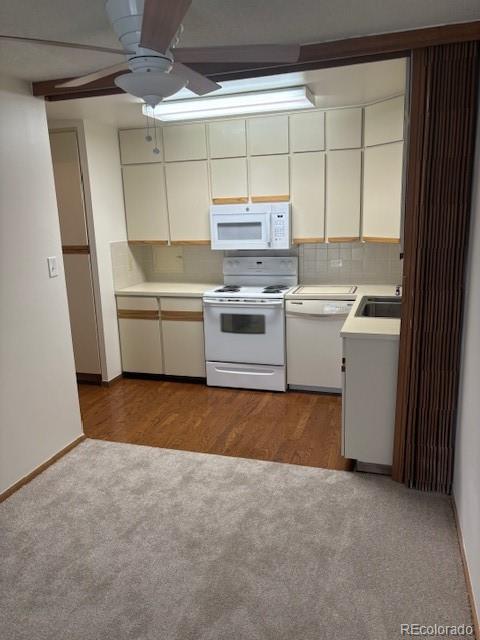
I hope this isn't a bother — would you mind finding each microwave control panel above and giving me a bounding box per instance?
[271,211,290,249]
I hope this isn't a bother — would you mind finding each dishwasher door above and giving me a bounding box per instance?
[286,299,353,391]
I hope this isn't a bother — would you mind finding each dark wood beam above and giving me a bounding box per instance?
[33,19,480,101]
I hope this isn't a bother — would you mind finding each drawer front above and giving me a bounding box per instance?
[160,297,203,314]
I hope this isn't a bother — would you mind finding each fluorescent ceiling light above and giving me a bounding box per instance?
[142,86,314,122]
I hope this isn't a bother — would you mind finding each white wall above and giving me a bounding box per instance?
[454,93,480,621]
[81,120,128,382]
[0,76,83,494]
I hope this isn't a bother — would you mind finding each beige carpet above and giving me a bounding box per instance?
[0,439,473,640]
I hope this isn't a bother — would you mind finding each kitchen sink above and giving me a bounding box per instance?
[356,296,402,319]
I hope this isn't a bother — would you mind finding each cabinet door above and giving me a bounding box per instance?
[49,130,88,246]
[363,142,403,242]
[119,129,162,164]
[290,112,325,152]
[163,123,207,161]
[165,161,210,243]
[248,155,289,201]
[247,115,289,155]
[364,96,404,147]
[160,298,205,377]
[208,119,246,158]
[117,296,163,374]
[290,152,325,243]
[326,108,362,149]
[210,158,248,202]
[326,150,361,242]
[122,164,169,242]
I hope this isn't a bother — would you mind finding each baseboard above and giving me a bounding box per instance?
[101,373,123,387]
[451,497,480,638]
[76,372,102,385]
[123,372,207,384]
[0,435,86,504]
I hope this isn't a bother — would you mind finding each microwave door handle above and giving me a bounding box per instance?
[265,214,271,247]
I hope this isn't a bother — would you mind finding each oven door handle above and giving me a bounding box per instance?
[203,299,284,309]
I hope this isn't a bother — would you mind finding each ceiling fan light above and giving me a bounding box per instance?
[115,71,188,107]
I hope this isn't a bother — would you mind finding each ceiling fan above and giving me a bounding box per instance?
[0,0,301,106]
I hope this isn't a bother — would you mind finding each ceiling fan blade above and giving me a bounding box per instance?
[0,34,132,55]
[140,0,192,53]
[56,63,130,88]
[174,44,301,64]
[173,63,220,96]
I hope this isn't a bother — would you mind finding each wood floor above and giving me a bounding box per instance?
[78,378,353,471]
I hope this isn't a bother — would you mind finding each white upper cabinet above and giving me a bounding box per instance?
[364,96,405,147]
[119,129,162,164]
[326,108,362,149]
[208,119,246,158]
[49,130,88,245]
[363,141,404,241]
[165,160,210,243]
[290,152,325,242]
[210,158,248,201]
[248,155,290,200]
[290,111,325,152]
[247,115,289,155]
[122,164,169,242]
[326,150,361,241]
[163,123,207,161]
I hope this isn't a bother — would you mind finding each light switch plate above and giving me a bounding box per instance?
[47,256,59,278]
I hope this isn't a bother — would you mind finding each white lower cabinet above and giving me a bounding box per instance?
[117,296,163,374]
[342,336,399,466]
[160,297,206,377]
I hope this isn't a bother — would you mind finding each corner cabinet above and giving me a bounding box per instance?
[117,296,163,374]
[160,298,206,377]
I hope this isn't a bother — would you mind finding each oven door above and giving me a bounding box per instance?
[203,299,285,365]
[210,213,271,250]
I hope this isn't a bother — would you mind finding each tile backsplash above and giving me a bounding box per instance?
[299,242,403,285]
[111,241,403,289]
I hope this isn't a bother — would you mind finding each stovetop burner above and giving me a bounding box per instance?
[215,285,240,293]
[262,284,289,293]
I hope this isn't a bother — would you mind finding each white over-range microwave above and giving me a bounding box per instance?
[210,203,291,251]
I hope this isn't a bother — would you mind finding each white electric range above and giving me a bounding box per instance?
[203,256,298,392]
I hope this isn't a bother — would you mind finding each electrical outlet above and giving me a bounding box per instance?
[330,259,343,268]
[47,256,59,278]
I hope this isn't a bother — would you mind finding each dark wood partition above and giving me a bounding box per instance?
[393,41,480,493]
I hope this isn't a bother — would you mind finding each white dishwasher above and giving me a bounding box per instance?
[286,298,354,392]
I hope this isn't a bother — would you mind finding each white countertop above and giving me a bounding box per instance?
[286,284,401,340]
[341,285,401,340]
[115,282,221,298]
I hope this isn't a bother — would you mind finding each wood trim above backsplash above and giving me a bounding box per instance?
[212,197,249,204]
[170,240,210,245]
[363,236,400,244]
[293,237,325,244]
[328,236,361,243]
[251,195,290,203]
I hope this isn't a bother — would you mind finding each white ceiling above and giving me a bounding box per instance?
[0,0,479,81]
[46,58,407,128]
